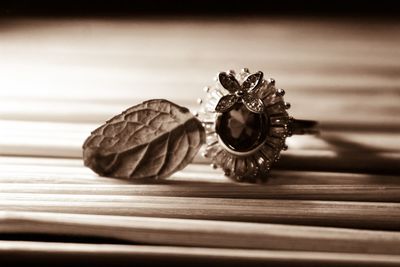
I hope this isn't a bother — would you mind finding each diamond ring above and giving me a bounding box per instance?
[197,68,319,182]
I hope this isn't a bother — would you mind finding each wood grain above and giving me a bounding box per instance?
[1,120,399,175]
[2,120,400,154]
[0,19,399,128]
[1,195,400,230]
[1,183,400,201]
[2,211,400,255]
[1,17,400,264]
[2,156,400,186]
[1,241,400,267]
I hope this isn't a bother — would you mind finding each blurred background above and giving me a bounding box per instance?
[0,1,399,168]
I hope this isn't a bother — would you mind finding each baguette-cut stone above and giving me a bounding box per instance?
[216,103,267,152]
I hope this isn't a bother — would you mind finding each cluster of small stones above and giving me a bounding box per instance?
[197,68,290,183]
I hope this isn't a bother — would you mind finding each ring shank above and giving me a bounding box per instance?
[288,119,319,135]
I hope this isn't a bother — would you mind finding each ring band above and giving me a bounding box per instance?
[288,119,319,135]
[197,68,319,182]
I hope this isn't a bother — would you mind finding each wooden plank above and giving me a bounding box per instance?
[0,19,399,125]
[0,195,399,230]
[1,120,399,175]
[1,91,400,125]
[2,120,399,154]
[2,167,400,185]
[1,156,400,185]
[1,240,400,267]
[0,183,399,202]
[277,150,400,175]
[2,211,400,255]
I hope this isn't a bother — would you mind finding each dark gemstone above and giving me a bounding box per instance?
[216,103,268,152]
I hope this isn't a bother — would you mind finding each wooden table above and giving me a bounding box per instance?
[0,17,399,266]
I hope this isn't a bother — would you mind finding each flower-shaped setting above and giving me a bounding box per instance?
[197,68,291,182]
[215,71,264,114]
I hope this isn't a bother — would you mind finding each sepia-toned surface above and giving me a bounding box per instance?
[0,17,400,266]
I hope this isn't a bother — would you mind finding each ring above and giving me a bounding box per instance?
[197,68,319,182]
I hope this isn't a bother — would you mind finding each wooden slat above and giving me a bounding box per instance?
[1,241,400,267]
[0,183,399,202]
[1,120,399,175]
[2,211,400,255]
[2,120,400,154]
[1,195,400,230]
[2,91,400,126]
[1,156,400,185]
[0,19,399,126]
[1,157,400,185]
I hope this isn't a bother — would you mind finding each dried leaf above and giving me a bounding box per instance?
[83,99,205,180]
